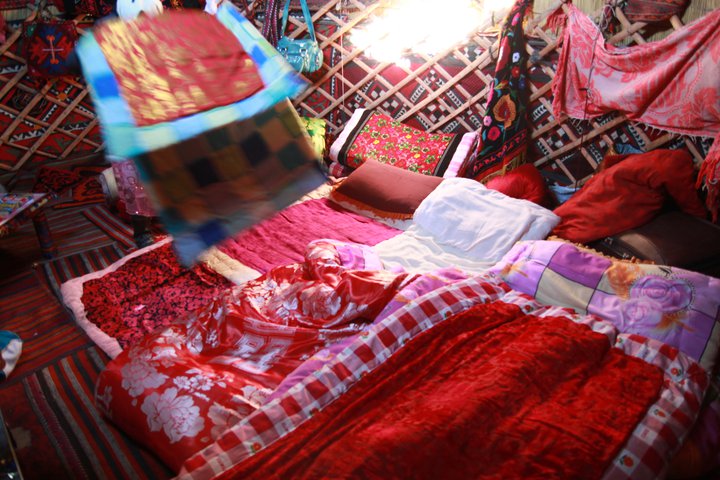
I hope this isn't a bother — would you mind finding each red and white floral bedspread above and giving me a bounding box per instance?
[94,239,415,471]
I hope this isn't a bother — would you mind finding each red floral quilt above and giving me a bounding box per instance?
[95,239,413,471]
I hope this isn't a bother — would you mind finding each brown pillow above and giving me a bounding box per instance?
[329,160,443,219]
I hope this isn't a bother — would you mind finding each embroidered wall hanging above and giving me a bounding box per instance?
[458,0,533,182]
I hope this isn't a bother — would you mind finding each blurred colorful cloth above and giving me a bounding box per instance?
[133,99,324,264]
[76,2,309,158]
[92,10,264,126]
[77,3,324,264]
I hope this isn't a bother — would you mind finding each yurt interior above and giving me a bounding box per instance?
[1,0,720,478]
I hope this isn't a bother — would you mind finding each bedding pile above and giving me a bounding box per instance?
[61,195,401,358]
[227,300,664,479]
[178,269,713,479]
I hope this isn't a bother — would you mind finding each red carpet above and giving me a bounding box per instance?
[0,193,172,478]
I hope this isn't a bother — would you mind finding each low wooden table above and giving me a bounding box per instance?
[0,192,57,259]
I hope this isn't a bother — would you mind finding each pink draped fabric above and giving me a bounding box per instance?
[551,3,720,219]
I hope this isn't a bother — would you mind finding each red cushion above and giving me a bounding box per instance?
[552,149,707,244]
[329,160,443,219]
[485,163,549,207]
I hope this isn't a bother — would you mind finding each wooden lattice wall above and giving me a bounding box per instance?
[0,0,715,189]
[281,0,712,186]
[0,9,102,181]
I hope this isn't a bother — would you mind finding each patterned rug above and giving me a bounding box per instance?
[0,270,91,384]
[37,242,126,299]
[0,196,174,477]
[82,205,136,251]
[0,346,173,479]
[0,204,118,279]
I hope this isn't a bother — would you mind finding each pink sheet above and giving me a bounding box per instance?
[551,3,720,219]
[218,198,401,272]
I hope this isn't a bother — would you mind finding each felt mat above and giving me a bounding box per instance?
[0,346,173,479]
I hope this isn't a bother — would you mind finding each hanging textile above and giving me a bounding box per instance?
[76,2,308,158]
[623,0,688,23]
[551,3,720,220]
[77,2,324,265]
[262,0,281,47]
[458,0,533,182]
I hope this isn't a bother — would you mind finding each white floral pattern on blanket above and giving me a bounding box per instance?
[95,239,414,471]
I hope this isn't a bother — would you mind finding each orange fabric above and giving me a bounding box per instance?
[552,149,707,244]
[93,11,264,126]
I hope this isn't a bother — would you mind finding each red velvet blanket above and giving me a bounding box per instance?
[227,301,664,479]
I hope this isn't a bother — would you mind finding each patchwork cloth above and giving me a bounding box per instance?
[134,99,325,265]
[458,0,533,182]
[491,240,720,373]
[551,3,720,220]
[75,2,308,158]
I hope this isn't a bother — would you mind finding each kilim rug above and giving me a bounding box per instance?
[82,204,136,251]
[0,346,173,479]
[37,242,126,300]
[0,204,116,278]
[0,270,91,385]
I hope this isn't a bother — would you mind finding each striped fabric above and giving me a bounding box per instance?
[2,347,172,479]
[83,205,136,250]
[0,271,91,385]
[75,2,308,159]
[38,243,126,300]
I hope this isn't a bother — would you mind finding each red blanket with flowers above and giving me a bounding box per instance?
[222,302,664,480]
[94,239,413,471]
